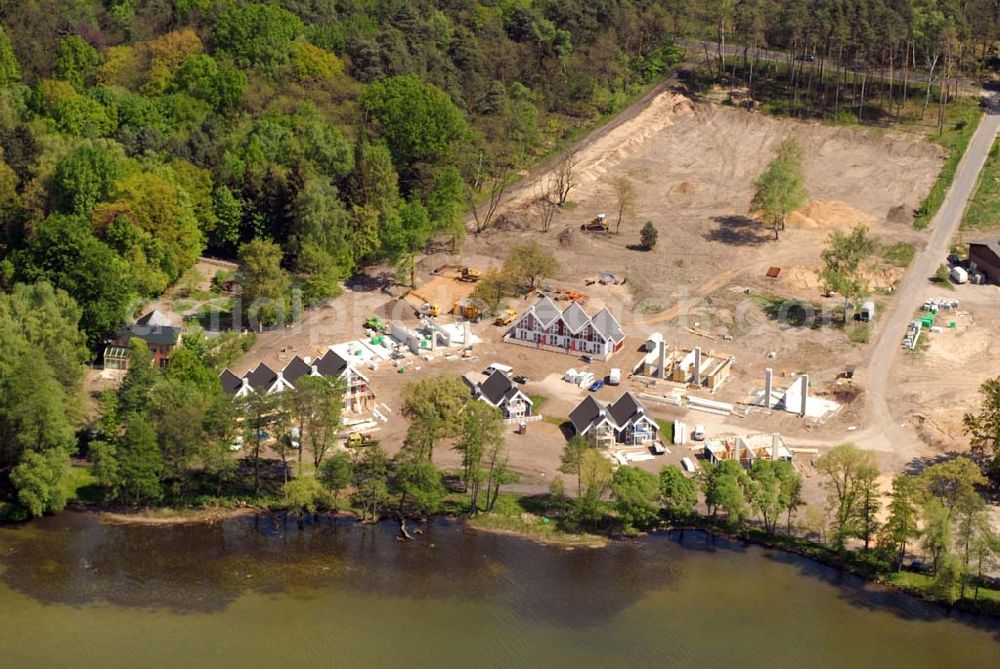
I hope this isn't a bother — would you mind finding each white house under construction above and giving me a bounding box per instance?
[569,392,659,449]
[504,296,625,360]
[219,349,374,413]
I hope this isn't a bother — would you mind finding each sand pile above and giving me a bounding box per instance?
[787,200,876,231]
[782,266,822,290]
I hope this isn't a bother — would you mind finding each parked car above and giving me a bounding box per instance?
[692,425,706,441]
[230,436,244,452]
[580,354,594,364]
[513,375,529,384]
[589,379,605,392]
[649,442,666,455]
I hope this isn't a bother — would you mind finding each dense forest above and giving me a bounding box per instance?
[1,0,1000,520]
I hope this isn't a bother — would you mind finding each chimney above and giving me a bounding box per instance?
[657,340,666,379]
[799,374,809,417]
[772,433,780,461]
[693,347,702,386]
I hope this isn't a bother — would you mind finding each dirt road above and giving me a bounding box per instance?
[865,113,1000,460]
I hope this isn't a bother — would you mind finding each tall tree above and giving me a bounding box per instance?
[750,138,808,240]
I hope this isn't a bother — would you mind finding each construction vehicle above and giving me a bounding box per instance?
[419,303,441,318]
[364,315,387,332]
[494,308,517,326]
[455,303,482,322]
[580,213,609,232]
[460,267,481,282]
[347,432,376,448]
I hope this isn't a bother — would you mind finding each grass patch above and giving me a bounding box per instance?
[542,415,567,428]
[962,138,1000,230]
[655,418,674,444]
[466,493,607,547]
[887,571,1000,614]
[847,324,871,345]
[913,97,983,230]
[64,464,102,503]
[882,241,916,268]
[529,394,548,411]
[754,294,824,328]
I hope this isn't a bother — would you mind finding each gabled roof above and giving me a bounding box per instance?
[561,301,590,333]
[608,392,646,427]
[532,296,562,328]
[478,370,515,405]
[135,310,175,328]
[970,239,1000,262]
[591,308,624,343]
[246,363,278,390]
[477,370,532,407]
[219,369,243,395]
[569,395,606,435]
[315,349,348,378]
[119,310,181,347]
[282,356,313,385]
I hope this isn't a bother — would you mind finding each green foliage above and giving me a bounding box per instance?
[213,3,304,70]
[236,239,291,328]
[750,138,808,238]
[393,452,446,517]
[820,225,879,314]
[702,460,750,526]
[502,241,558,290]
[53,36,100,91]
[319,451,352,506]
[639,221,657,250]
[964,376,1000,484]
[0,26,21,87]
[51,142,123,216]
[611,465,660,531]
[658,465,697,520]
[283,477,325,516]
[360,74,467,173]
[816,444,880,550]
[9,447,70,518]
[16,213,134,347]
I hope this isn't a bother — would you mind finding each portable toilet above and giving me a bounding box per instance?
[859,301,876,323]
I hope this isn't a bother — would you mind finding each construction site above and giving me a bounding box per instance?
[223,85,1000,503]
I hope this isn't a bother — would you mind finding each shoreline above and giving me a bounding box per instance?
[32,503,1000,620]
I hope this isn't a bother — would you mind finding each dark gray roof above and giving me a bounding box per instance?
[532,296,561,328]
[591,308,624,343]
[561,301,590,333]
[315,349,348,378]
[282,356,313,385]
[569,395,605,435]
[478,370,515,405]
[970,239,1000,262]
[246,363,278,390]
[118,314,181,347]
[608,392,645,427]
[219,369,243,395]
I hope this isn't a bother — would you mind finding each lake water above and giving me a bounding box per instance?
[0,513,996,668]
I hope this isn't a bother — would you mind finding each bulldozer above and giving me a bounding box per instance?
[347,432,376,448]
[459,267,481,282]
[580,213,609,233]
[455,302,482,322]
[420,303,441,318]
[494,308,517,326]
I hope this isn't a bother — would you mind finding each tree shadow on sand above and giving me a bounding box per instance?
[703,215,772,246]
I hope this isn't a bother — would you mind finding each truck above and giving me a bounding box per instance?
[950,266,969,284]
[460,267,481,282]
[608,368,622,385]
[420,303,441,318]
[494,308,517,326]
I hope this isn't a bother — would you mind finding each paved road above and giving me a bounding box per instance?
[865,112,1000,457]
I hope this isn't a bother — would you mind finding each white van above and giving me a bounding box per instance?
[485,362,513,376]
[576,371,595,388]
[692,425,706,441]
[608,368,622,385]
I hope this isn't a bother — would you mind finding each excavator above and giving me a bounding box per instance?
[580,213,609,232]
[432,263,481,282]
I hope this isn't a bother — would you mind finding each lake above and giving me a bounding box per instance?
[0,513,996,668]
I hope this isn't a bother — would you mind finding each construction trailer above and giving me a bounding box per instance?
[703,433,793,469]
